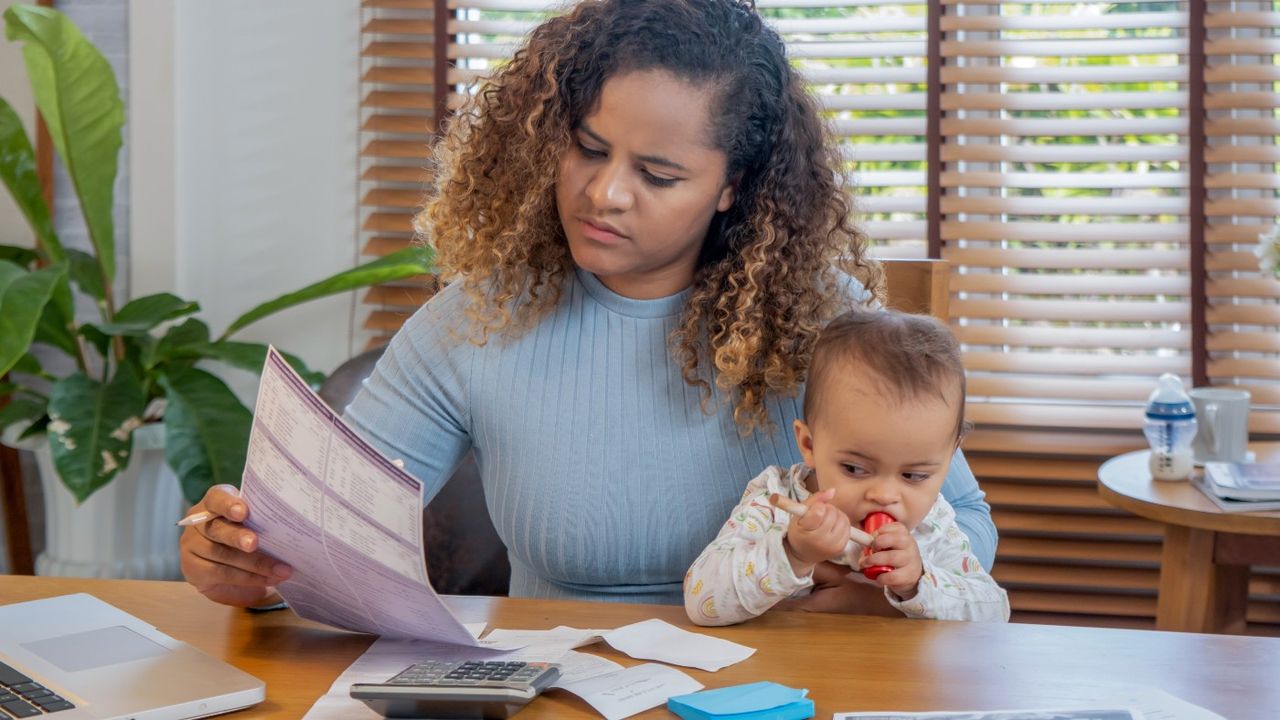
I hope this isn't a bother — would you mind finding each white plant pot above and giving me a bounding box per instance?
[7,423,185,579]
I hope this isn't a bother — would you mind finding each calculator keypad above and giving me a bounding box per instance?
[386,661,554,688]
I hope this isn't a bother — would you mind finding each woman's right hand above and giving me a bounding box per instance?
[179,484,292,607]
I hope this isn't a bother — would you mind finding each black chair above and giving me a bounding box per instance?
[319,347,511,596]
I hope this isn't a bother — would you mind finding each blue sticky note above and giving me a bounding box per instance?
[667,681,815,720]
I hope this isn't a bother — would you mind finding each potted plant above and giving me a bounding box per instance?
[0,5,431,577]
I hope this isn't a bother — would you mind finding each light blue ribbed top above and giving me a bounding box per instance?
[344,268,994,604]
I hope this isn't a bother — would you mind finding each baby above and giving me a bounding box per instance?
[684,309,1009,625]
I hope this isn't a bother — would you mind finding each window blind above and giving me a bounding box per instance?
[1203,0,1280,434]
[940,0,1193,435]
[359,0,440,351]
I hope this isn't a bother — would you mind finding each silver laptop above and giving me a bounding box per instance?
[0,593,264,719]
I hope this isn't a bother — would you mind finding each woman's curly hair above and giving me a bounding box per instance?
[419,0,883,433]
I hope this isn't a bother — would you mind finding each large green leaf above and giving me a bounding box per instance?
[0,244,39,267]
[146,318,209,369]
[159,368,252,504]
[34,297,77,357]
[220,245,435,339]
[198,341,324,387]
[12,352,42,376]
[78,322,110,358]
[87,293,199,336]
[0,397,46,437]
[0,260,66,376]
[0,97,62,262]
[47,364,146,502]
[67,248,104,303]
[5,5,123,285]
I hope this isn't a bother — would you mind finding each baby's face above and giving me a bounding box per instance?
[794,370,959,532]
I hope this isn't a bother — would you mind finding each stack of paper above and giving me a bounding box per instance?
[304,619,757,720]
[1194,462,1280,512]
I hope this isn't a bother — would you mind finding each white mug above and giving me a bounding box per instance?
[1188,387,1251,465]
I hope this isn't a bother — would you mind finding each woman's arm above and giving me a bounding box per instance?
[342,287,475,504]
[938,450,996,569]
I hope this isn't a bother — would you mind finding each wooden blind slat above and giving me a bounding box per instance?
[943,117,1186,137]
[941,196,1187,216]
[363,113,434,135]
[363,41,434,59]
[364,18,433,35]
[1205,64,1280,83]
[941,144,1187,163]
[941,38,1187,57]
[939,170,1186,189]
[365,0,432,8]
[362,139,431,160]
[964,351,1187,376]
[363,66,433,85]
[363,236,413,257]
[1208,332,1280,354]
[963,429,1143,457]
[362,212,415,234]
[943,65,1186,84]
[952,297,1187,322]
[968,377,1161,404]
[991,512,1161,539]
[361,165,430,184]
[361,188,423,209]
[363,90,433,111]
[956,326,1188,351]
[951,273,1187,297]
[941,91,1185,113]
[944,247,1186,271]
[942,11,1185,31]
[994,562,1159,591]
[1205,37,1280,55]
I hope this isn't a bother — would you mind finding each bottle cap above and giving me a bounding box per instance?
[1145,373,1194,421]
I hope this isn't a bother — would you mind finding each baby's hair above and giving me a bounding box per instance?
[803,309,968,443]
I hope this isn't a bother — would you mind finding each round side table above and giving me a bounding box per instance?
[1098,450,1280,634]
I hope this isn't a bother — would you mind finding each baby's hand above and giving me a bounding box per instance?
[783,489,851,576]
[859,520,923,600]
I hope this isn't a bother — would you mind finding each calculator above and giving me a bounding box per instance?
[350,660,561,719]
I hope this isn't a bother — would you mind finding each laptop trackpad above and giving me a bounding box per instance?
[22,625,170,673]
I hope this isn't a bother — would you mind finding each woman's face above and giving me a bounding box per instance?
[556,70,736,300]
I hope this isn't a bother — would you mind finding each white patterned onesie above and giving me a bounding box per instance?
[684,464,1010,626]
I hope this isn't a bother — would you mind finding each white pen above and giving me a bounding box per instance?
[175,510,216,527]
[768,492,875,547]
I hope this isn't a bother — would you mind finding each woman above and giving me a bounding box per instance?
[180,0,995,609]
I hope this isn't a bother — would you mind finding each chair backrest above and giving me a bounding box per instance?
[880,258,950,320]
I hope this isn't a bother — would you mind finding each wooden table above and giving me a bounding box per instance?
[1098,448,1280,635]
[4,576,1280,718]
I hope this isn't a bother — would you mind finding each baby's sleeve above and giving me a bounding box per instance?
[683,467,813,626]
[887,497,1011,622]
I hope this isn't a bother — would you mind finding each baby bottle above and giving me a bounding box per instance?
[1144,373,1197,481]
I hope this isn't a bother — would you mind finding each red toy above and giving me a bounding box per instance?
[861,511,895,580]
